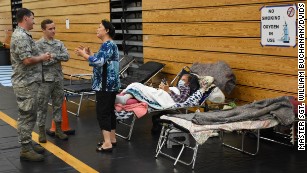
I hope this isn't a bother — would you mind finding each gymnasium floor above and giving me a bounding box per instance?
[0,72,306,173]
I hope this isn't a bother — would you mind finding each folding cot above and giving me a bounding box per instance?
[115,90,212,141]
[115,61,236,140]
[252,96,307,148]
[155,96,296,169]
[63,81,93,117]
[63,55,135,116]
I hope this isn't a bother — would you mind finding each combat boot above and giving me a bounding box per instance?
[20,143,44,162]
[32,143,45,154]
[38,126,47,143]
[55,122,68,140]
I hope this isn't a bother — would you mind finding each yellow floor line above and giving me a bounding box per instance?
[0,111,98,173]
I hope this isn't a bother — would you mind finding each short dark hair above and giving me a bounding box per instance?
[41,19,53,29]
[16,8,34,23]
[101,19,115,39]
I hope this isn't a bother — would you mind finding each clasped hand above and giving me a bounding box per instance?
[41,52,52,61]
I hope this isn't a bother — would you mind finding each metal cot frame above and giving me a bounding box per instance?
[155,123,199,169]
[221,117,307,155]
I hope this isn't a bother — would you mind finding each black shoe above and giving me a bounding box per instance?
[96,146,113,152]
[97,141,117,147]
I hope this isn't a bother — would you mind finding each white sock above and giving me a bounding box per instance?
[115,94,133,104]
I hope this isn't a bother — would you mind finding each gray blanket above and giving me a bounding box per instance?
[171,96,295,126]
[190,61,236,95]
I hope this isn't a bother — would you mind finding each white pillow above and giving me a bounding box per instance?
[207,87,225,103]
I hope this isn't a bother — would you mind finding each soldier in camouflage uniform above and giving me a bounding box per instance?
[36,19,69,143]
[10,8,51,162]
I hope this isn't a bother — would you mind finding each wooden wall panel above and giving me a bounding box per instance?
[0,0,12,44]
[143,22,260,37]
[144,59,297,93]
[0,0,10,6]
[0,24,13,31]
[143,0,301,103]
[32,23,98,33]
[31,32,100,43]
[232,70,297,93]
[63,41,101,52]
[62,66,92,76]
[144,35,296,57]
[23,0,46,2]
[0,5,11,12]
[23,0,110,74]
[62,59,91,71]
[143,2,301,23]
[30,3,109,17]
[0,32,6,37]
[0,18,12,25]
[143,47,297,75]
[24,0,108,9]
[230,85,295,103]
[34,14,110,24]
[143,0,298,10]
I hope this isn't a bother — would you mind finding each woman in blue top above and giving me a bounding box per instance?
[75,19,120,152]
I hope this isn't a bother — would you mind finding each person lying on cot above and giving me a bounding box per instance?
[115,74,192,108]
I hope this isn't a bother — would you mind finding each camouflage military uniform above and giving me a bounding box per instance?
[10,26,42,144]
[35,38,69,127]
